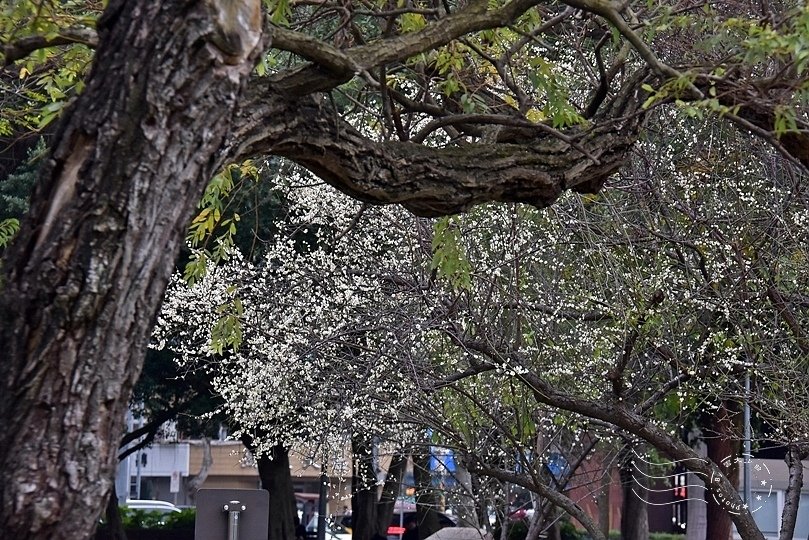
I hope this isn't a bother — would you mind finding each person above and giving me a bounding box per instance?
[304,500,316,528]
[402,516,419,540]
[294,516,307,540]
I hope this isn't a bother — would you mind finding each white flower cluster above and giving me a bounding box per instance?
[153,109,809,474]
[154,169,442,460]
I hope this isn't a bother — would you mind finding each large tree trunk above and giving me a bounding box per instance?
[619,443,648,540]
[779,444,808,540]
[256,445,297,540]
[352,436,382,540]
[413,449,441,540]
[686,435,708,540]
[187,437,214,502]
[597,465,611,537]
[103,483,127,540]
[705,402,741,540]
[0,1,262,539]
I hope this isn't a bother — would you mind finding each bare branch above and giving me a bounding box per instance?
[473,464,606,540]
[501,301,613,322]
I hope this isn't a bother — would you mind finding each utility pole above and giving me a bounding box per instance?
[317,464,328,540]
[743,372,752,508]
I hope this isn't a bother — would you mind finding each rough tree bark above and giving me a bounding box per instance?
[352,437,382,540]
[779,444,808,540]
[226,79,647,217]
[0,1,263,538]
[619,443,648,540]
[187,437,214,501]
[686,434,708,540]
[705,402,741,540]
[256,445,297,540]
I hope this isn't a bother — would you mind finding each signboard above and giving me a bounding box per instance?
[170,470,180,493]
[195,489,269,540]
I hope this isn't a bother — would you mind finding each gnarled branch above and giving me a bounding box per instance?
[2,26,98,66]
[229,74,647,217]
[268,0,544,94]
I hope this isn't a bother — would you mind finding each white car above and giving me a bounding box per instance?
[123,499,182,515]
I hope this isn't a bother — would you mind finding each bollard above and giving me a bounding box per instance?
[195,489,268,540]
[223,500,246,540]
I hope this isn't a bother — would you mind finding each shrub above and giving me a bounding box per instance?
[493,520,528,540]
[161,508,196,529]
[560,518,585,540]
[117,507,196,530]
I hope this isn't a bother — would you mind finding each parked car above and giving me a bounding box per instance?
[387,511,456,540]
[123,499,182,515]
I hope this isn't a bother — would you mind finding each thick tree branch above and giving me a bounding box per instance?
[2,26,98,66]
[696,78,809,171]
[410,114,602,164]
[118,406,180,460]
[472,464,606,540]
[230,76,646,217]
[270,26,358,74]
[268,0,543,94]
[447,336,765,540]
[502,302,613,322]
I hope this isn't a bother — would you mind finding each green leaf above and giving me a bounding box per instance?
[0,218,20,248]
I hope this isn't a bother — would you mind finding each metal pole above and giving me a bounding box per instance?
[224,500,245,540]
[318,466,328,540]
[743,371,752,508]
[135,448,142,499]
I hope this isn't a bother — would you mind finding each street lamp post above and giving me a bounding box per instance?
[743,371,752,508]
[318,465,328,540]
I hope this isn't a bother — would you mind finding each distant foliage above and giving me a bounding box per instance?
[0,138,43,252]
[0,138,43,221]
[98,507,196,531]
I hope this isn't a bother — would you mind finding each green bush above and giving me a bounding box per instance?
[493,520,528,540]
[161,508,196,529]
[560,518,585,540]
[118,507,196,530]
